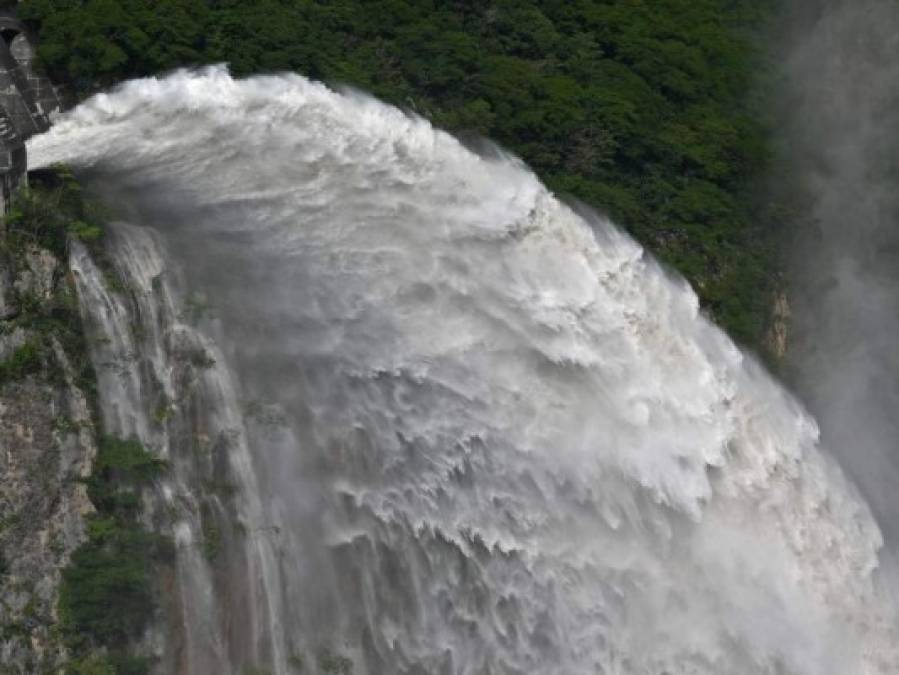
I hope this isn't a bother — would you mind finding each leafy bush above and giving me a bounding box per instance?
[59,518,159,647]
[59,436,169,674]
[0,340,43,383]
[94,436,168,483]
[4,165,105,259]
[85,436,168,517]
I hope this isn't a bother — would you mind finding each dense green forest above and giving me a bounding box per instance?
[17,0,780,353]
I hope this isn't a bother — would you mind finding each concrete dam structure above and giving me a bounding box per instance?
[0,10,65,212]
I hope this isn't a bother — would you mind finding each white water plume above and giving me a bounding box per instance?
[29,67,899,674]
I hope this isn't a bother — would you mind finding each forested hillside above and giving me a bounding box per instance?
[17,0,779,352]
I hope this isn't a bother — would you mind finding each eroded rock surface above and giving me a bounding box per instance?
[0,248,96,674]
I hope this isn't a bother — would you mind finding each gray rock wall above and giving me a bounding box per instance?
[0,245,98,674]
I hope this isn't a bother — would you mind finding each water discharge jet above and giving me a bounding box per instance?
[29,67,899,674]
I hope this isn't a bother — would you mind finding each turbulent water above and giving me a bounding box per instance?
[29,67,899,674]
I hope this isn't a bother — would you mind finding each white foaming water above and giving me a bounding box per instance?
[31,67,899,674]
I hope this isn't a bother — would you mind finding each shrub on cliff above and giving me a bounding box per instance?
[4,165,104,259]
[59,435,170,675]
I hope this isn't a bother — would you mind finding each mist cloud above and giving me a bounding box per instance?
[781,0,899,549]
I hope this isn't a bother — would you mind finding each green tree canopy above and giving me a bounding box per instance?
[19,0,778,351]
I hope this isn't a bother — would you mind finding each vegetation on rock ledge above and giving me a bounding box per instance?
[60,436,171,675]
[0,167,103,392]
[5,166,103,260]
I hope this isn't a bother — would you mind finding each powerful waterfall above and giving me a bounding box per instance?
[28,67,899,674]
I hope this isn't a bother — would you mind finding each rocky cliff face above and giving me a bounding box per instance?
[0,241,98,674]
[0,14,92,671]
